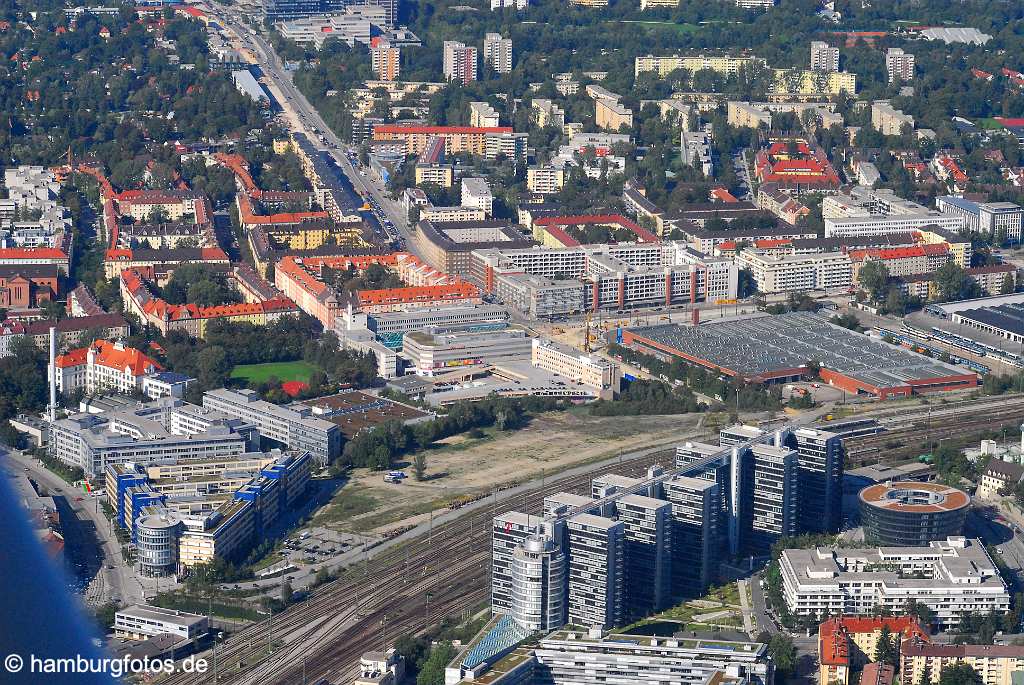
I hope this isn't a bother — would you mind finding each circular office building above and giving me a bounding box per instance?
[859,481,970,546]
[135,513,182,577]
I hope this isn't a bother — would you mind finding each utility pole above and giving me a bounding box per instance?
[267,606,273,655]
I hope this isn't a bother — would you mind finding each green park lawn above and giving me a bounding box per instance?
[230,360,318,385]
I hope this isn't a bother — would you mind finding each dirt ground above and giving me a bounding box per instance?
[316,410,711,535]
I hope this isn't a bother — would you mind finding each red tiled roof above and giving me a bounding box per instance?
[236,193,329,226]
[0,247,68,260]
[357,282,480,306]
[710,188,739,203]
[56,339,163,376]
[819,616,928,668]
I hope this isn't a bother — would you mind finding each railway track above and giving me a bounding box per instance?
[845,399,1024,467]
[163,394,1024,684]
[163,449,671,685]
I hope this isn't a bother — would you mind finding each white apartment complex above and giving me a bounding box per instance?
[443,41,478,84]
[461,177,494,217]
[779,537,1010,628]
[886,48,915,83]
[54,340,163,396]
[810,41,839,72]
[736,250,852,293]
[483,33,512,73]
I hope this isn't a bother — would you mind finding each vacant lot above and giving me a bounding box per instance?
[314,410,710,535]
[230,360,318,384]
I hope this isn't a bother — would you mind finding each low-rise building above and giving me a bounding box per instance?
[274,8,387,48]
[872,101,915,135]
[114,605,209,641]
[531,338,620,397]
[403,327,533,375]
[49,400,256,476]
[757,184,811,225]
[415,219,533,277]
[976,459,1024,498]
[825,213,965,239]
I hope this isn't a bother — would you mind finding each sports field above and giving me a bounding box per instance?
[230,360,318,384]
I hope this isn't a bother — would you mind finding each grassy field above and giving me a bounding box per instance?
[230,360,318,385]
[313,485,380,526]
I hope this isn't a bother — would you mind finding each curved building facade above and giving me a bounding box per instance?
[136,513,182,576]
[510,535,566,631]
[859,481,969,546]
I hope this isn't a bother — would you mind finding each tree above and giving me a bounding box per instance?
[39,299,66,321]
[938,664,983,685]
[885,287,909,316]
[905,599,936,629]
[280,581,294,605]
[413,452,426,481]
[196,345,231,389]
[1001,273,1016,295]
[858,260,890,302]
[417,642,455,685]
[934,262,981,303]
[875,625,899,668]
[762,633,796,679]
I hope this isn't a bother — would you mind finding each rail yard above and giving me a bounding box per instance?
[160,393,1024,685]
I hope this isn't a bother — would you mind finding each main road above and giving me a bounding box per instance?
[2,447,146,607]
[209,5,419,254]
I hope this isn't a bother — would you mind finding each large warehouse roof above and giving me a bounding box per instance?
[954,302,1024,337]
[624,312,974,393]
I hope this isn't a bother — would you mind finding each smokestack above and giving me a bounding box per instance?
[48,326,56,422]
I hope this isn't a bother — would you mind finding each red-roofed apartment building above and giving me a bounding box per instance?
[819,616,928,685]
[54,339,162,395]
[849,243,951,279]
[120,267,299,338]
[755,138,841,192]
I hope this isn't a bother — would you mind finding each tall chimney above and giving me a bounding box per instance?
[48,326,57,422]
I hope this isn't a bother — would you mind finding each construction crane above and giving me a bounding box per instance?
[583,311,592,353]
